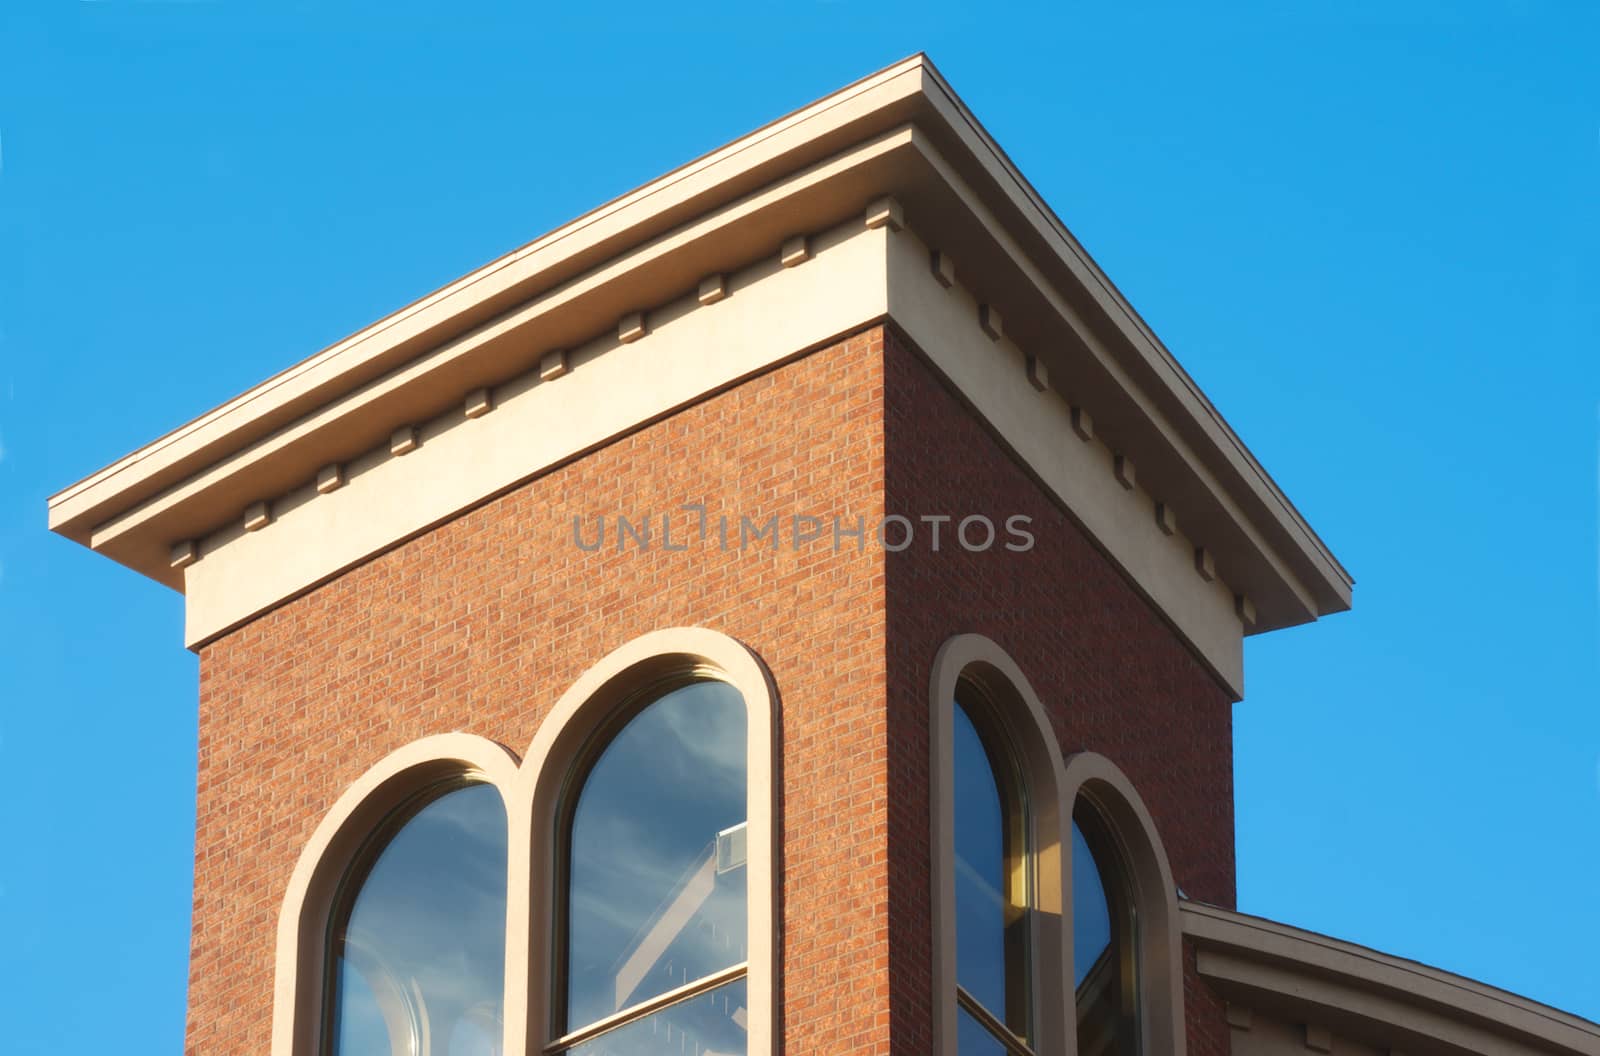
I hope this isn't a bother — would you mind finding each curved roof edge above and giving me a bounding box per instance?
[1183,901,1600,1055]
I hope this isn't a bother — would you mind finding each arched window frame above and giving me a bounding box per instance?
[930,634,1186,1056]
[1060,752,1186,1056]
[512,627,779,1055]
[271,733,521,1056]
[272,627,779,1056]
[932,635,1069,1055]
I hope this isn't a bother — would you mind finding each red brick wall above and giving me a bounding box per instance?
[187,321,1236,1056]
[188,329,893,1055]
[880,325,1236,1056]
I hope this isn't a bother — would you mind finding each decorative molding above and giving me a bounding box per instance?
[865,195,904,232]
[169,540,199,569]
[697,274,728,306]
[538,350,568,381]
[50,58,1350,649]
[243,502,271,533]
[389,427,419,457]
[1114,454,1136,490]
[1025,353,1049,393]
[618,311,647,344]
[1070,406,1095,442]
[780,235,810,267]
[1155,501,1178,536]
[978,303,1003,341]
[181,220,888,649]
[315,464,344,495]
[464,388,493,419]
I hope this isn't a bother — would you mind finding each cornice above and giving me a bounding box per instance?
[49,54,1352,641]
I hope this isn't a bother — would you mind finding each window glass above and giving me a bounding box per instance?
[1071,821,1112,987]
[329,782,508,1056]
[1074,808,1138,1056]
[565,977,748,1056]
[956,1006,1011,1056]
[953,701,1007,1014]
[952,695,1029,1046]
[565,680,748,1034]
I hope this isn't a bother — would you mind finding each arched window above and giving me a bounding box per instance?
[325,779,509,1056]
[1072,805,1138,1056]
[931,635,1185,1056]
[553,678,750,1055]
[276,632,776,1056]
[952,690,1034,1054]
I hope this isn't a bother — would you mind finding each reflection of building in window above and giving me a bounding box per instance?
[610,824,749,1012]
[558,680,750,1056]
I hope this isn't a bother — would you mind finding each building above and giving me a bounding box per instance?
[48,55,1599,1056]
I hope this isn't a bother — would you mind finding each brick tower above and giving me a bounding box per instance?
[54,55,1596,1056]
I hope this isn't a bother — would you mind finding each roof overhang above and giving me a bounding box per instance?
[1183,902,1600,1054]
[48,54,1351,643]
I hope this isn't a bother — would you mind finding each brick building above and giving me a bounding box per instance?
[50,56,1599,1056]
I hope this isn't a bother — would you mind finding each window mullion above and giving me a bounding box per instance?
[545,961,749,1053]
[956,984,1036,1056]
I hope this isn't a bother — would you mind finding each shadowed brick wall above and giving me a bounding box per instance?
[881,325,1236,1056]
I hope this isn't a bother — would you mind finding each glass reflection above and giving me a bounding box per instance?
[952,697,1028,1041]
[1072,822,1111,987]
[565,680,748,1034]
[956,1006,1011,1056]
[566,978,748,1056]
[329,782,508,1056]
[1073,811,1137,1056]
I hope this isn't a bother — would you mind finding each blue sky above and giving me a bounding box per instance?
[1,1,1596,1051]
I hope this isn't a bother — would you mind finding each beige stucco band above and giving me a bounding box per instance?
[269,733,523,1056]
[269,627,779,1056]
[929,633,1186,1056]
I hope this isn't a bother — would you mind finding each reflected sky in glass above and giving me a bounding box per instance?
[956,1005,1011,1056]
[952,699,1012,1024]
[1072,821,1112,988]
[330,782,508,1056]
[566,681,747,1033]
[566,977,748,1056]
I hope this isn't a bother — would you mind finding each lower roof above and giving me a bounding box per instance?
[1184,902,1600,1055]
